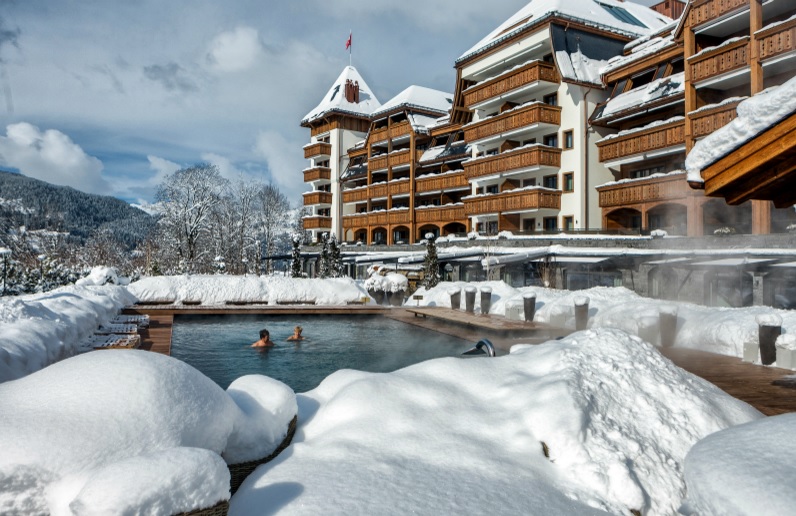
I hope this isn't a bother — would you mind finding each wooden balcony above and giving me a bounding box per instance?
[464,103,561,143]
[303,142,332,159]
[464,188,561,216]
[415,205,466,224]
[370,183,388,198]
[388,210,411,225]
[690,99,741,139]
[416,171,469,193]
[597,119,685,162]
[689,37,750,85]
[389,180,411,197]
[597,172,692,208]
[303,167,331,182]
[369,211,389,226]
[303,216,332,230]
[303,191,332,206]
[370,126,388,143]
[463,61,560,108]
[389,149,423,168]
[342,214,368,230]
[464,146,561,180]
[758,16,796,62]
[342,187,369,204]
[389,121,412,140]
[689,0,748,30]
[370,154,388,170]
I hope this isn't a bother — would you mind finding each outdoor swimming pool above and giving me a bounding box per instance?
[170,315,471,392]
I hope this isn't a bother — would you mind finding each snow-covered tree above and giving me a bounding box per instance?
[328,234,345,278]
[291,234,303,278]
[156,164,228,273]
[318,232,330,279]
[255,184,291,275]
[423,233,440,288]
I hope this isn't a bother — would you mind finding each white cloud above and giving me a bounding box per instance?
[200,152,248,182]
[253,130,306,201]
[205,27,262,73]
[0,122,108,194]
[146,154,181,185]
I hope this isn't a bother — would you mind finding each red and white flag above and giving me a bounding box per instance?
[345,32,352,51]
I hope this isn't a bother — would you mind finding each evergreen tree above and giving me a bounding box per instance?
[318,232,330,279]
[291,233,303,278]
[423,233,440,288]
[328,234,345,278]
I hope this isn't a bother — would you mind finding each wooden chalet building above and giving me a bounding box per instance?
[301,66,381,243]
[339,86,461,245]
[450,0,672,234]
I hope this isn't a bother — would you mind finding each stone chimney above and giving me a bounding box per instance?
[344,79,360,103]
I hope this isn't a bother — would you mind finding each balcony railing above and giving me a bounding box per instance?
[689,0,748,30]
[415,205,466,223]
[369,211,389,226]
[388,210,411,225]
[370,126,388,143]
[342,187,369,204]
[303,142,332,159]
[464,188,561,216]
[303,167,331,182]
[416,171,469,193]
[389,180,411,197]
[463,61,560,108]
[303,216,332,230]
[597,119,685,162]
[389,121,412,140]
[689,37,750,85]
[342,214,367,230]
[369,154,388,170]
[370,183,388,198]
[597,172,691,208]
[390,149,423,168]
[758,17,796,61]
[303,191,332,206]
[464,146,561,180]
[690,99,741,139]
[464,103,561,143]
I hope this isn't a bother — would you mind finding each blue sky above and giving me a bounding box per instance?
[0,0,660,206]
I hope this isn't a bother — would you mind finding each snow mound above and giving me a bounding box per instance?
[0,351,296,514]
[231,328,759,515]
[128,275,367,305]
[75,266,127,287]
[0,285,136,383]
[682,413,796,515]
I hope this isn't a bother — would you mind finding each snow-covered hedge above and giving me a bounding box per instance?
[128,275,368,305]
[0,350,296,514]
[0,285,136,383]
[231,328,760,515]
[412,281,796,359]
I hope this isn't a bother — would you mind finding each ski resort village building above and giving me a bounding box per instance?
[301,0,796,243]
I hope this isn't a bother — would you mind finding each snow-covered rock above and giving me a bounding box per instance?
[231,328,760,515]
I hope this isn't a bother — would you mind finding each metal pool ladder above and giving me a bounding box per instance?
[462,338,496,357]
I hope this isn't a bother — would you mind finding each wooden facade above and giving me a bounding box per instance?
[688,37,750,85]
[303,167,331,182]
[462,61,560,108]
[597,120,686,162]
[463,103,561,143]
[463,146,561,180]
[464,188,561,216]
[303,142,332,160]
[303,216,332,230]
[690,100,742,139]
[303,191,332,206]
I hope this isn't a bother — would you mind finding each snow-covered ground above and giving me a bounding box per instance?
[414,281,796,360]
[1,273,795,514]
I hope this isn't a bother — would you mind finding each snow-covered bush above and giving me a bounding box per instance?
[383,272,408,293]
[650,229,668,238]
[0,350,296,514]
[713,226,736,236]
[467,231,479,240]
[75,266,128,287]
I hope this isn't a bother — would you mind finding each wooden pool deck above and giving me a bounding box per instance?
[124,305,796,416]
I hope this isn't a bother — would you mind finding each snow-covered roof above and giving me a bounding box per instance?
[686,75,796,182]
[302,66,381,125]
[372,86,453,118]
[457,0,672,64]
[595,72,685,122]
[602,32,678,76]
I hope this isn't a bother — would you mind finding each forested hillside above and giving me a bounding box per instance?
[0,170,155,247]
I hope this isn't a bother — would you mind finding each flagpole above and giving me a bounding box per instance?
[349,29,352,67]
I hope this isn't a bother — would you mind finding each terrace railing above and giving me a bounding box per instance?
[758,17,796,61]
[415,171,469,193]
[597,173,692,208]
[597,119,685,162]
[303,167,331,182]
[464,103,561,143]
[688,37,750,84]
[415,205,466,223]
[463,61,560,108]
[464,146,561,180]
[464,188,561,216]
[303,216,332,230]
[303,192,332,206]
[690,99,741,139]
[303,142,332,160]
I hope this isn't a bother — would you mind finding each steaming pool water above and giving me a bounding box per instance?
[170,315,471,392]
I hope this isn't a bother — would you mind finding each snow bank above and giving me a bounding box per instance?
[0,351,296,514]
[0,285,136,383]
[74,266,128,287]
[412,282,796,358]
[128,275,368,305]
[682,413,796,515]
[231,328,760,515]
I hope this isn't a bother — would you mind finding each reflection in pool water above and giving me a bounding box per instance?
[170,315,471,392]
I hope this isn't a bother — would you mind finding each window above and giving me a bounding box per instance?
[630,68,656,89]
[521,137,537,146]
[598,2,646,27]
[563,216,574,231]
[630,165,665,179]
[543,174,558,189]
[611,79,628,98]
[486,221,498,234]
[486,184,499,194]
[654,64,668,80]
[543,133,558,148]
[523,218,536,232]
[543,217,558,231]
[563,172,574,192]
[543,93,558,106]
[522,178,537,188]
[671,58,684,75]
[543,53,554,63]
[564,130,574,149]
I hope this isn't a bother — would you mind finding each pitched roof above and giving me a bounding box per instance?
[457,0,672,64]
[372,85,453,118]
[301,66,381,125]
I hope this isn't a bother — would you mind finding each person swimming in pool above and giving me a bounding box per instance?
[286,325,304,342]
[251,328,275,348]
